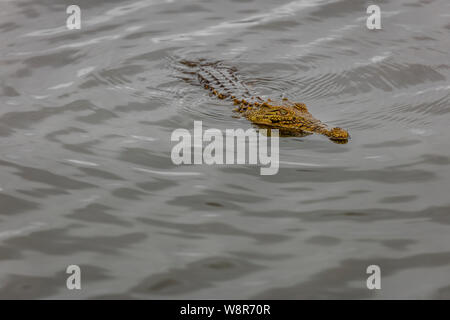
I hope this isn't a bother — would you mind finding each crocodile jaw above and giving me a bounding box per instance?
[240,100,349,143]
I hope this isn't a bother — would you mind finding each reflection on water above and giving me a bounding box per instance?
[0,0,450,299]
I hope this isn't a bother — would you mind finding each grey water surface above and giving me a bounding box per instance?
[0,0,450,299]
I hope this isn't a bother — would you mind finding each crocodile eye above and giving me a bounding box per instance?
[294,103,307,111]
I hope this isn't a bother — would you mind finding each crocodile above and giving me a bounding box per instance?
[178,60,349,143]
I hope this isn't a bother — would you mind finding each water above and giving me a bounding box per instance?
[0,0,449,299]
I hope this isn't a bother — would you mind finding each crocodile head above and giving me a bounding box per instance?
[241,100,349,143]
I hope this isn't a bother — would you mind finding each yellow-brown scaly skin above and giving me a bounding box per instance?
[230,97,349,142]
[181,60,349,143]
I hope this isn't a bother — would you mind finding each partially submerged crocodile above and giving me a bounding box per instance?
[179,60,349,143]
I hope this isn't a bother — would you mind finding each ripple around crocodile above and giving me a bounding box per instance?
[177,59,349,144]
